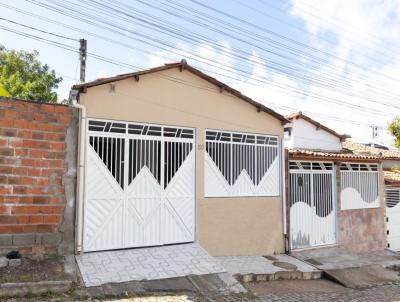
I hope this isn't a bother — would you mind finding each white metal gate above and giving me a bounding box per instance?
[83,119,195,252]
[289,161,337,250]
[386,187,400,251]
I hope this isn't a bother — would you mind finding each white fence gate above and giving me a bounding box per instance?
[386,187,400,251]
[83,119,195,252]
[340,163,379,210]
[289,161,337,250]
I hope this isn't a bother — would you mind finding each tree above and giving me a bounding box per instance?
[388,117,400,148]
[0,45,62,103]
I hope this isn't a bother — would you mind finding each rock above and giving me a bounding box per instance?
[0,257,8,268]
[8,259,21,267]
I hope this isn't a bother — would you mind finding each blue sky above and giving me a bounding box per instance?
[1,0,400,146]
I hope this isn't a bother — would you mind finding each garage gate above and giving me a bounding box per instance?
[83,119,195,252]
[289,161,337,250]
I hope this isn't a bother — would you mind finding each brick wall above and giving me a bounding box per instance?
[0,98,77,256]
[339,208,386,252]
[336,163,386,252]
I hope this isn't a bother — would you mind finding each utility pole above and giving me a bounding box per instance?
[370,125,378,151]
[79,39,87,83]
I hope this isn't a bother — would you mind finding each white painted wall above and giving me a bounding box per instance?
[285,119,342,151]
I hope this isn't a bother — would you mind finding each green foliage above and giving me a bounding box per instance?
[0,45,62,103]
[388,117,400,148]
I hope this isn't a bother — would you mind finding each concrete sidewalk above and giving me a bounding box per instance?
[217,254,322,282]
[291,247,400,288]
[292,247,400,270]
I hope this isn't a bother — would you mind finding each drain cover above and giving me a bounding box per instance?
[272,261,297,270]
[305,258,323,266]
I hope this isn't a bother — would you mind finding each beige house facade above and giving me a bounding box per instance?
[71,61,288,256]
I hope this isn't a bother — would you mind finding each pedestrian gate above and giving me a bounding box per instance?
[386,187,400,251]
[83,119,195,252]
[289,161,337,249]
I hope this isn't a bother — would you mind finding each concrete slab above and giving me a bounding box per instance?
[217,254,319,275]
[293,248,400,270]
[76,243,226,287]
[324,264,399,288]
[216,254,321,282]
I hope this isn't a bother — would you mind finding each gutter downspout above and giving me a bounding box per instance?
[70,89,86,254]
[281,137,288,253]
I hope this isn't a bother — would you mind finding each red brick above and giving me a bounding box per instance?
[0,225,24,234]
[8,138,23,148]
[15,148,29,157]
[4,109,20,119]
[32,196,50,204]
[0,215,18,224]
[0,186,12,194]
[49,142,66,151]
[43,215,61,224]
[0,147,14,156]
[29,215,43,224]
[0,138,7,147]
[16,215,29,224]
[0,206,10,215]
[0,119,13,128]
[40,104,55,113]
[21,177,34,185]
[22,140,50,150]
[0,166,13,174]
[54,105,71,114]
[7,176,21,185]
[27,168,41,176]
[12,167,28,176]
[0,128,17,137]
[37,224,55,233]
[17,130,32,139]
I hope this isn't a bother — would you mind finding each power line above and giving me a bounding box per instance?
[0,22,394,137]
[0,16,78,41]
[19,0,400,115]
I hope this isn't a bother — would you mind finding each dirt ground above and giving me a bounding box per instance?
[0,256,67,283]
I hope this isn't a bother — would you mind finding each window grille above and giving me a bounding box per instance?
[205,130,280,197]
[386,188,400,208]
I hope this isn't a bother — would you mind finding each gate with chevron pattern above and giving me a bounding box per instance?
[83,119,195,252]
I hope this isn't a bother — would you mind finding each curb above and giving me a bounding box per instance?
[0,280,73,297]
[236,270,323,283]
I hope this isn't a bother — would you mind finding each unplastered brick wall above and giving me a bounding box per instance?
[336,164,386,252]
[0,98,77,256]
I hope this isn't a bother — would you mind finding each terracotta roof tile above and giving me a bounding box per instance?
[343,140,400,160]
[289,149,381,161]
[384,170,400,185]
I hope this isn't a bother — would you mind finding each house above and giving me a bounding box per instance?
[285,112,386,253]
[70,60,288,256]
[343,140,400,251]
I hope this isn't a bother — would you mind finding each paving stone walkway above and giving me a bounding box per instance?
[76,243,225,287]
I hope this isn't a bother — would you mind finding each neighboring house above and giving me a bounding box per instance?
[70,60,288,256]
[284,112,385,253]
[343,140,400,251]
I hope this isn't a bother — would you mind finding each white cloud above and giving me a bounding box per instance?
[289,0,400,145]
[145,1,400,146]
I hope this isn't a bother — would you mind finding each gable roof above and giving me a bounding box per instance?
[286,111,350,141]
[384,170,400,186]
[343,140,400,160]
[72,60,288,124]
